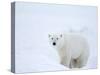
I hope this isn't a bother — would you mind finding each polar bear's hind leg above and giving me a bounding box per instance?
[75,50,89,68]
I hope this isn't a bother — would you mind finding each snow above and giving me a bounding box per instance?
[14,2,98,73]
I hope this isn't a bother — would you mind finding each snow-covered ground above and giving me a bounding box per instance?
[14,2,98,73]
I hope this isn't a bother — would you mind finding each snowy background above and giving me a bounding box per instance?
[15,2,98,73]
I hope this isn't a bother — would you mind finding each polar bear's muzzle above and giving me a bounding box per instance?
[53,42,56,46]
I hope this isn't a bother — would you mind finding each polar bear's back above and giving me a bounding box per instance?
[64,33,89,59]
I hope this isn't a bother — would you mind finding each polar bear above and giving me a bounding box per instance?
[48,33,89,68]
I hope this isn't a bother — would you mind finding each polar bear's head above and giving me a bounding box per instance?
[48,34,64,49]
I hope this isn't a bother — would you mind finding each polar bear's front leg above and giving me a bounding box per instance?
[61,55,71,68]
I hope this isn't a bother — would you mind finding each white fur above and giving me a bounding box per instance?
[48,33,89,69]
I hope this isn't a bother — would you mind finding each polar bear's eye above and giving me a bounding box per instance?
[60,34,62,37]
[51,38,53,40]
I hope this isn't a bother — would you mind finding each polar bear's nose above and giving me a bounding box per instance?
[53,42,56,46]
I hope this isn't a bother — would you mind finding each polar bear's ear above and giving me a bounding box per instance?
[48,34,51,38]
[60,34,62,37]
